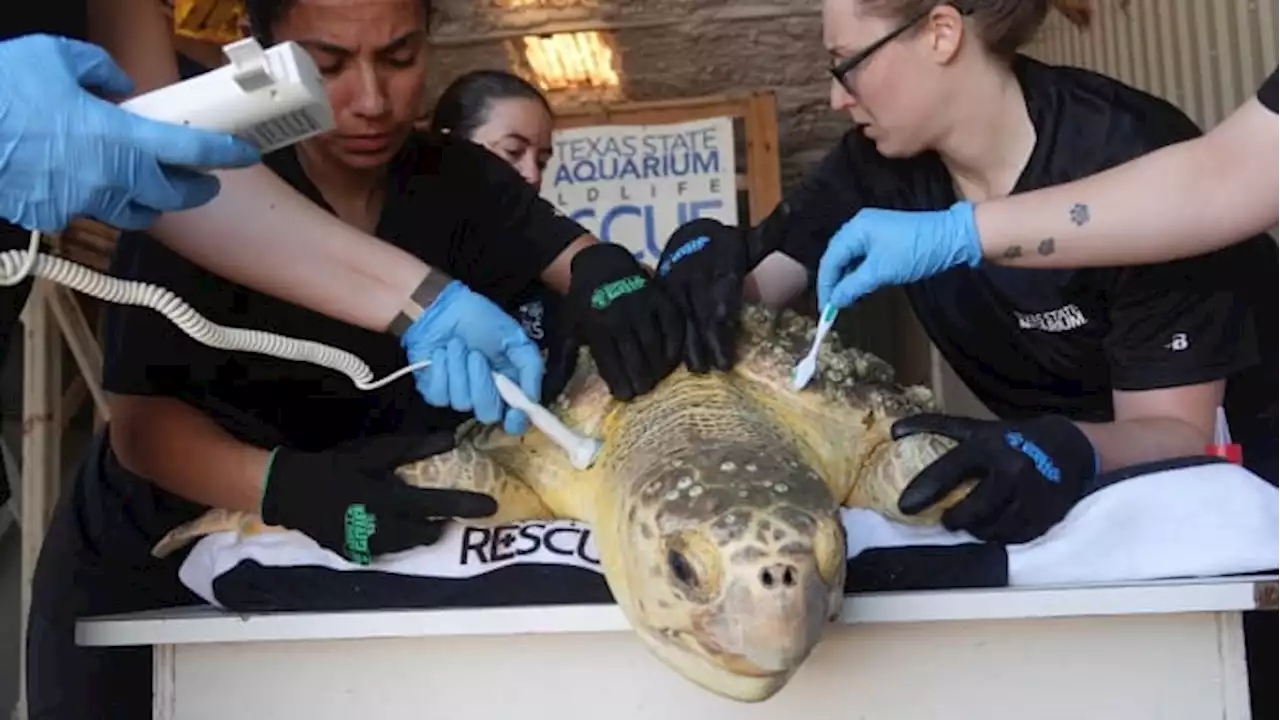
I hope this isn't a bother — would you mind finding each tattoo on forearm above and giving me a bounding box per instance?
[1069,203,1091,226]
[1037,238,1056,256]
[1002,244,1023,260]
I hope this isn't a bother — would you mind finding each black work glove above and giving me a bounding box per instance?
[566,242,683,400]
[655,218,751,373]
[893,414,1100,544]
[655,209,788,373]
[261,433,498,565]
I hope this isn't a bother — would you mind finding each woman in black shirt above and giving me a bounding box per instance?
[816,69,1279,293]
[656,3,1276,715]
[23,1,679,717]
[663,0,1274,540]
[428,69,579,398]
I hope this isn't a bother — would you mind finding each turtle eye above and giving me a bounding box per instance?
[668,549,699,588]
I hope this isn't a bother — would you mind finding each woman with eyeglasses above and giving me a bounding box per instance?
[653,2,1276,713]
[659,0,1275,544]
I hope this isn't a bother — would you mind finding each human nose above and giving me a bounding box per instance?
[830,75,856,112]
[351,62,389,117]
[518,156,542,187]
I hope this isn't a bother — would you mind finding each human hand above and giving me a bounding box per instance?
[656,218,751,374]
[566,242,684,400]
[893,414,1100,544]
[816,201,983,311]
[260,433,497,565]
[400,280,545,435]
[0,34,260,233]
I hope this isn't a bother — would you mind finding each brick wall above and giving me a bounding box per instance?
[425,1,839,192]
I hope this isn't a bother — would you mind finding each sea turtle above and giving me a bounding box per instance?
[153,302,970,703]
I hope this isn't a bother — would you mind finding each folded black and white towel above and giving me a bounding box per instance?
[177,457,1279,612]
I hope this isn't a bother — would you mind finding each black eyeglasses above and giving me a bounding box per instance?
[828,2,973,95]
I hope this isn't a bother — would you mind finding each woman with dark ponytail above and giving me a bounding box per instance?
[430,69,578,399]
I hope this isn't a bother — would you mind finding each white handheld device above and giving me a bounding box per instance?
[120,37,336,153]
[0,38,605,469]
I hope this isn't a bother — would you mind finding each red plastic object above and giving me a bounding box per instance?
[1205,443,1243,465]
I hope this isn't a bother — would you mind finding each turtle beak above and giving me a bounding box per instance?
[702,554,831,675]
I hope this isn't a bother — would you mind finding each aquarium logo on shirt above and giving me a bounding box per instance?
[1013,304,1089,333]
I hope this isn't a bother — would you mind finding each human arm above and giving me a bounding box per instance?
[894,251,1258,543]
[85,0,434,332]
[817,71,1280,309]
[441,135,684,399]
[975,89,1279,268]
[892,380,1225,544]
[97,234,499,566]
[747,137,873,310]
[151,165,436,331]
[1076,382,1220,473]
[87,0,179,91]
[892,384,1222,545]
[108,394,269,512]
[107,392,496,563]
[0,32,260,233]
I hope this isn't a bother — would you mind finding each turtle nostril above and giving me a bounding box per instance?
[759,563,799,589]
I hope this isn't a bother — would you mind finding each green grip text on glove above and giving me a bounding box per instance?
[260,433,498,565]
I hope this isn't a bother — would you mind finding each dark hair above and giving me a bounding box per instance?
[429,70,552,140]
[244,0,434,45]
[859,0,1049,58]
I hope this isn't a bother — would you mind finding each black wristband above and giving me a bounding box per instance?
[387,269,453,337]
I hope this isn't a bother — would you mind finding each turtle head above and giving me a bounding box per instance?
[619,447,847,702]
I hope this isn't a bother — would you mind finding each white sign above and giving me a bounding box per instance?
[539,116,739,268]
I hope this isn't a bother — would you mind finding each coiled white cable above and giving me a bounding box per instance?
[0,228,603,468]
[1,229,425,390]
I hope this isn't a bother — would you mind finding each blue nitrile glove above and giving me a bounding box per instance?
[0,34,261,233]
[816,201,983,311]
[400,280,545,435]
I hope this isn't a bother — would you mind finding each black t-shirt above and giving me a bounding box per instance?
[86,130,586,555]
[770,54,1276,432]
[1257,69,1278,114]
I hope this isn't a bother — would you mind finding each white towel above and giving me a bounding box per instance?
[179,461,1280,608]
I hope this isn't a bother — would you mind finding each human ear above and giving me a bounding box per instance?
[923,4,966,64]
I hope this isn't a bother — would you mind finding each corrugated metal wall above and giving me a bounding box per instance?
[1028,0,1278,129]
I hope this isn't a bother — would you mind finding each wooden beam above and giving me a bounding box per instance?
[46,286,111,423]
[16,280,63,720]
[553,94,758,130]
[61,376,89,430]
[743,92,783,224]
[430,7,823,48]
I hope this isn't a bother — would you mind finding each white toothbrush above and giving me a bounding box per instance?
[492,372,603,470]
[792,304,840,391]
